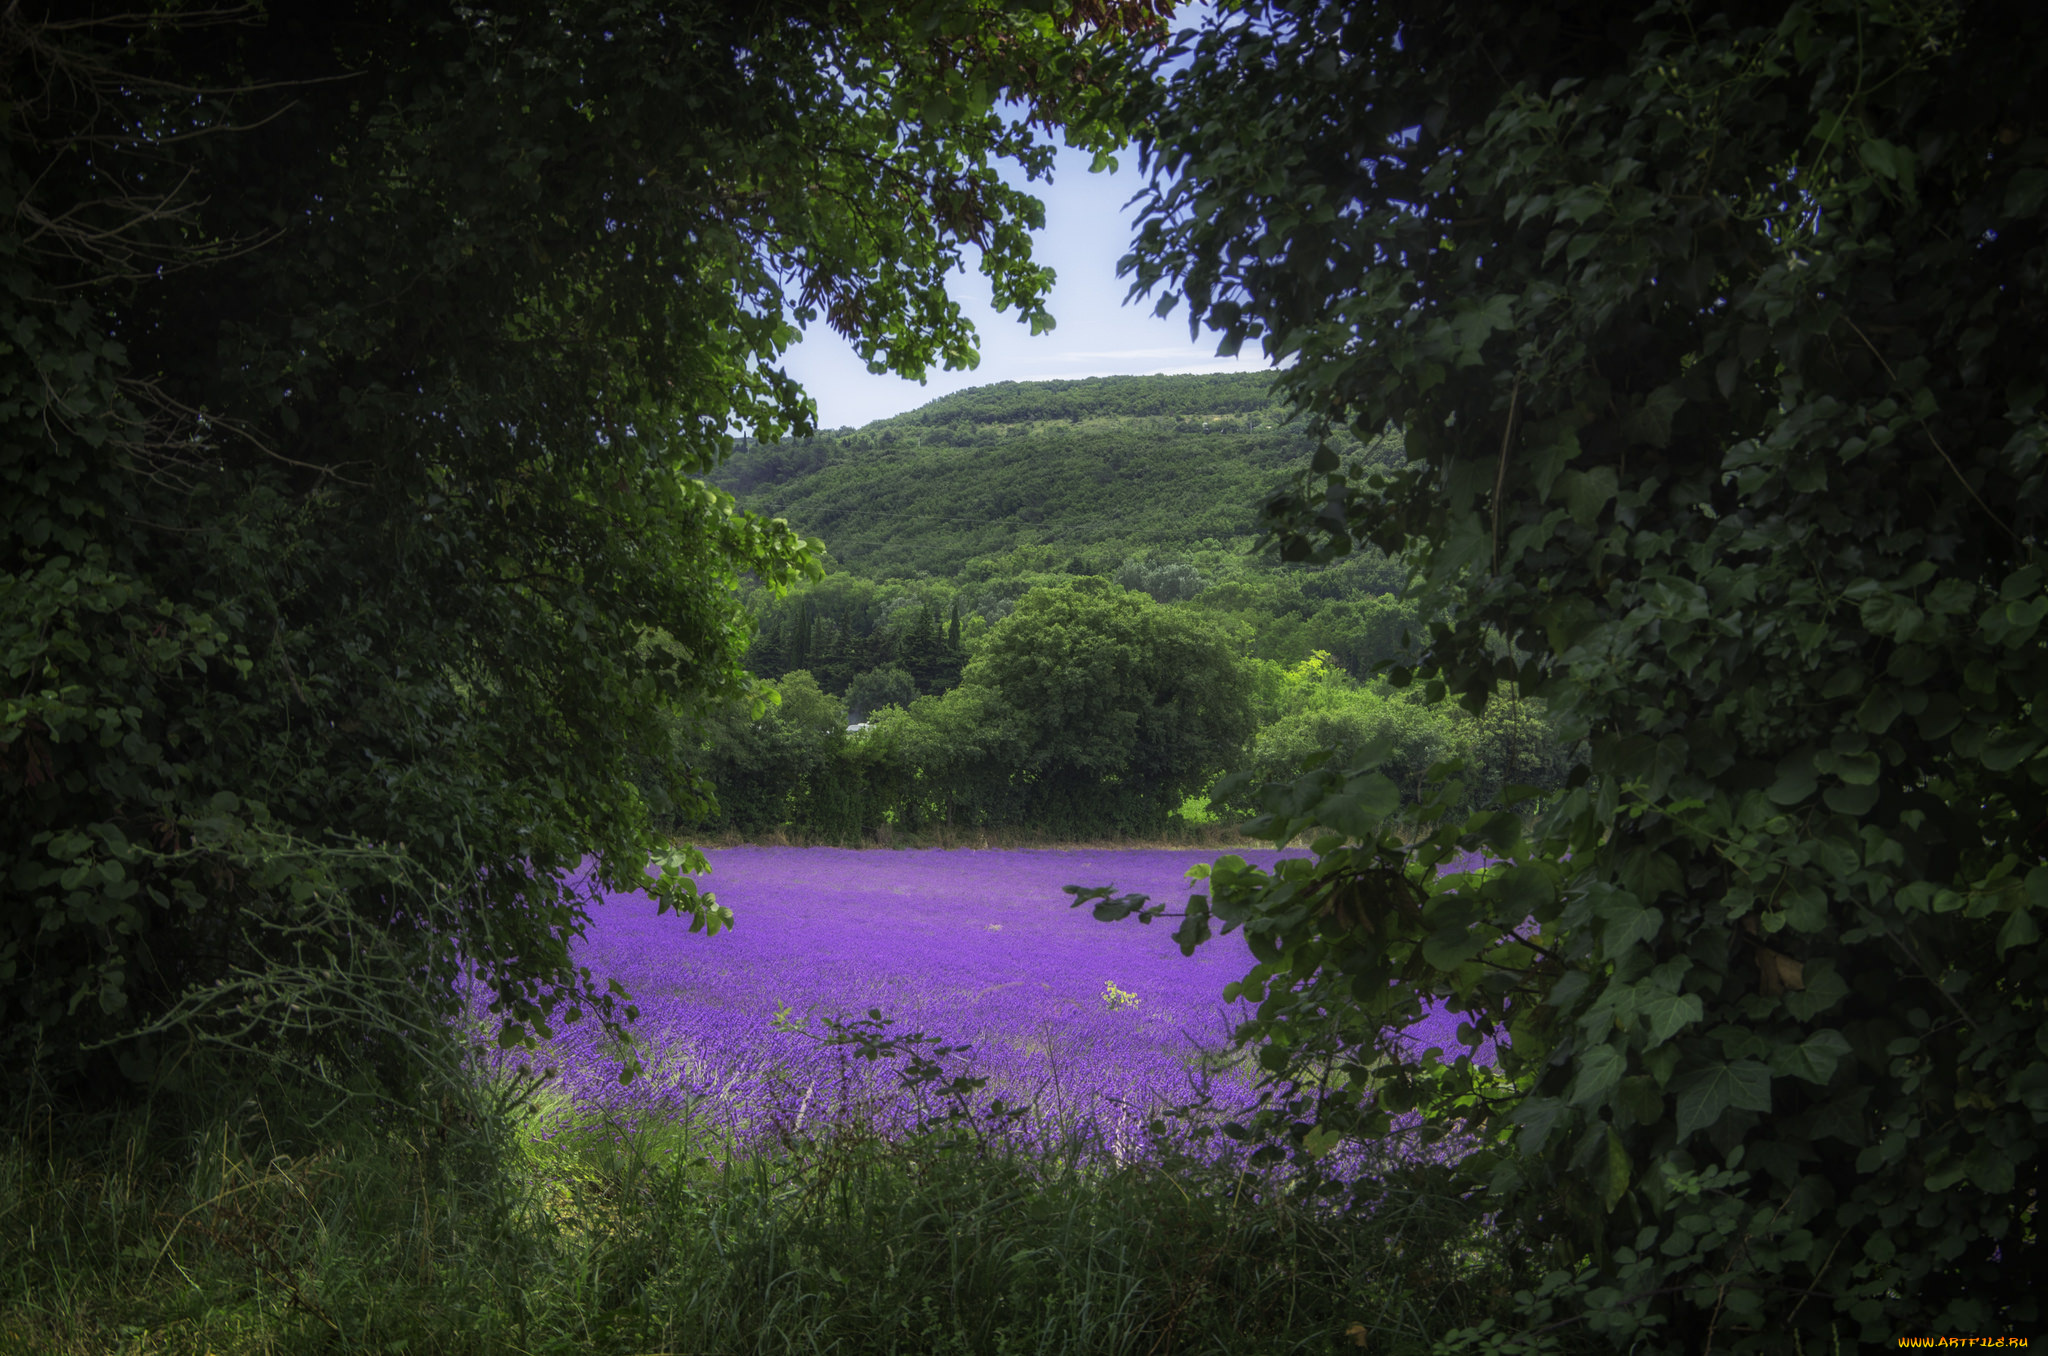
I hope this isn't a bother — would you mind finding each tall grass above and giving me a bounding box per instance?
[0,1059,1531,1356]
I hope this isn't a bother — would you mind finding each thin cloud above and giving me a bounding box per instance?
[1021,362,1266,382]
[1051,347,1240,361]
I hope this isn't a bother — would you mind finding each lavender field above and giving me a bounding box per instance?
[496,846,1475,1159]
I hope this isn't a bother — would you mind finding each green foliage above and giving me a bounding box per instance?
[715,371,1403,578]
[1233,654,1574,817]
[847,664,919,722]
[691,583,1259,840]
[0,2,1146,1100]
[0,1061,1521,1355]
[747,576,968,700]
[688,672,857,837]
[962,581,1259,834]
[1112,0,2048,1346]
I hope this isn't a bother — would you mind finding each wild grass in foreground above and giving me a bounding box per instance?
[0,1074,1533,1356]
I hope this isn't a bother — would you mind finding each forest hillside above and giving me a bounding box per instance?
[713,372,1397,578]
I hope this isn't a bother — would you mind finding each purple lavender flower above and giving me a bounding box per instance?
[479,846,1490,1165]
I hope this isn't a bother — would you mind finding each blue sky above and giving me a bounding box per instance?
[781,137,1259,430]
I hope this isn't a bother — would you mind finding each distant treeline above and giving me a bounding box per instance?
[655,583,1576,843]
[738,554,1416,717]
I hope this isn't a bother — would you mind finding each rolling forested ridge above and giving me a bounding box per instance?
[3,2,2044,1353]
[716,371,1356,575]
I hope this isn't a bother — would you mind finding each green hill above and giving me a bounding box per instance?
[714,372,1394,579]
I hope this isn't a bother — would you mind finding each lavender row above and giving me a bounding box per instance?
[476,846,1489,1163]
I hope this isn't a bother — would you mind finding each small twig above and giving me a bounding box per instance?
[1840,314,2025,549]
[1490,372,1523,575]
[1785,1231,1847,1325]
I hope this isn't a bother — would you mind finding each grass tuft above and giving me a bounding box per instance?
[0,1062,1528,1355]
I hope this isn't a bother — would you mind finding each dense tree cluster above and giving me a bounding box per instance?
[686,570,1573,841]
[0,0,1150,1099]
[746,587,967,707]
[1093,0,2048,1346]
[693,582,1257,839]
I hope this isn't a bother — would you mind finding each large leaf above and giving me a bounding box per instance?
[1674,1061,1772,1141]
[1769,1030,1852,1085]
[1639,989,1704,1047]
[1569,1042,1627,1107]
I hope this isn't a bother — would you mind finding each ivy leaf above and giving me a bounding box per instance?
[1601,903,1663,957]
[1570,1042,1626,1107]
[1639,989,1704,1046]
[1561,466,1618,526]
[1513,1095,1568,1155]
[1617,385,1684,449]
[1783,962,1850,1020]
[1617,1076,1664,1127]
[1674,1060,1772,1140]
[1769,1030,1852,1085]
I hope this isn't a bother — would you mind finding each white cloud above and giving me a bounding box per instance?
[1052,347,1230,361]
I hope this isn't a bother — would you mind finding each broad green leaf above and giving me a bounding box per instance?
[1674,1060,1771,1140]
[1997,906,2040,957]
[1301,1124,1344,1160]
[1492,863,1558,916]
[1639,989,1704,1046]
[1423,925,1485,970]
[1562,466,1618,526]
[1924,1156,1969,1192]
[1602,1124,1632,1212]
[1980,731,2043,772]
[1318,772,1402,838]
[1966,1145,2017,1195]
[1570,1042,1626,1107]
[1859,593,1924,641]
[1513,1096,1567,1155]
[1855,688,1902,734]
[1769,1030,1851,1085]
[1766,755,1816,806]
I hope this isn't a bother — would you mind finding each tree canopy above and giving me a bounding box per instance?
[1100,0,2048,1346]
[0,0,1157,1099]
[965,581,1257,832]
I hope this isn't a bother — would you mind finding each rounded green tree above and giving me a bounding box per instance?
[967,582,1256,835]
